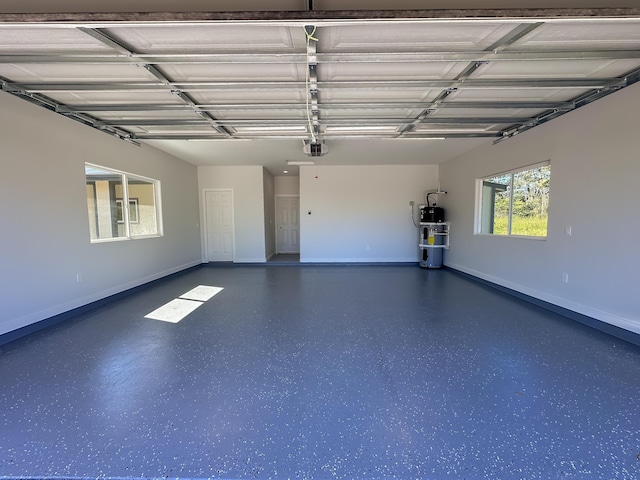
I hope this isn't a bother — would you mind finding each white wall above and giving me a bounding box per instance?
[439,81,640,333]
[198,166,267,263]
[299,165,439,262]
[0,91,201,336]
[275,175,300,196]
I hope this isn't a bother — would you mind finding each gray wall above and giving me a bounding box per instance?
[439,81,640,333]
[275,175,300,196]
[300,164,440,262]
[0,91,202,336]
[263,168,276,260]
[198,165,267,263]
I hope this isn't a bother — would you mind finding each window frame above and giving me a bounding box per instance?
[474,160,551,240]
[85,163,163,243]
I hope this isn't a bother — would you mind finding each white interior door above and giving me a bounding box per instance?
[205,189,234,262]
[276,196,300,254]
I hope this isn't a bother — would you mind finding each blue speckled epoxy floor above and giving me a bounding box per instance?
[1,265,639,479]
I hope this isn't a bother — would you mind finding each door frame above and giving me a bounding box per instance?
[275,194,300,254]
[202,188,235,263]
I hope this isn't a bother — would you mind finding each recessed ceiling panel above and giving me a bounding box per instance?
[0,63,156,83]
[324,125,399,134]
[428,107,548,119]
[320,61,468,81]
[414,123,509,134]
[0,27,113,53]
[320,22,522,52]
[321,88,441,103]
[132,125,223,135]
[45,91,186,106]
[514,20,640,50]
[160,63,305,82]
[95,110,205,121]
[322,108,423,118]
[474,59,640,79]
[233,125,307,134]
[189,90,307,104]
[216,109,308,120]
[104,25,303,53]
[450,88,593,103]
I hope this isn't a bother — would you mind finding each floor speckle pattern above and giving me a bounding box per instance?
[1,265,639,479]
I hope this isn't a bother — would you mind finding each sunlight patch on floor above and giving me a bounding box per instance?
[179,285,224,302]
[144,285,223,323]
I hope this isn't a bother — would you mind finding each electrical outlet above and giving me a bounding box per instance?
[562,273,569,283]
[565,226,572,236]
[76,273,83,283]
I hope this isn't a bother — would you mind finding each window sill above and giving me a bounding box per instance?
[474,233,547,241]
[90,234,162,244]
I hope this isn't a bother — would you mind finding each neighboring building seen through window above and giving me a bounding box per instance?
[85,164,161,242]
[478,161,550,238]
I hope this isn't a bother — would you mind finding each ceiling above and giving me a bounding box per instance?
[1,6,640,175]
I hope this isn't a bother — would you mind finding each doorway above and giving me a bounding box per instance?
[204,189,234,262]
[275,195,300,255]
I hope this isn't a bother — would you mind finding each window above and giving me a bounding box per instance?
[85,164,162,242]
[477,161,550,238]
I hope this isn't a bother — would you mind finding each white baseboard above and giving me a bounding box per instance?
[234,257,267,263]
[301,257,417,263]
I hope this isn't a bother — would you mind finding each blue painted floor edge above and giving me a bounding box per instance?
[0,264,203,347]
[3,262,637,349]
[444,265,640,348]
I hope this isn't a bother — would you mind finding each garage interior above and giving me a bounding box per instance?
[1,1,639,478]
